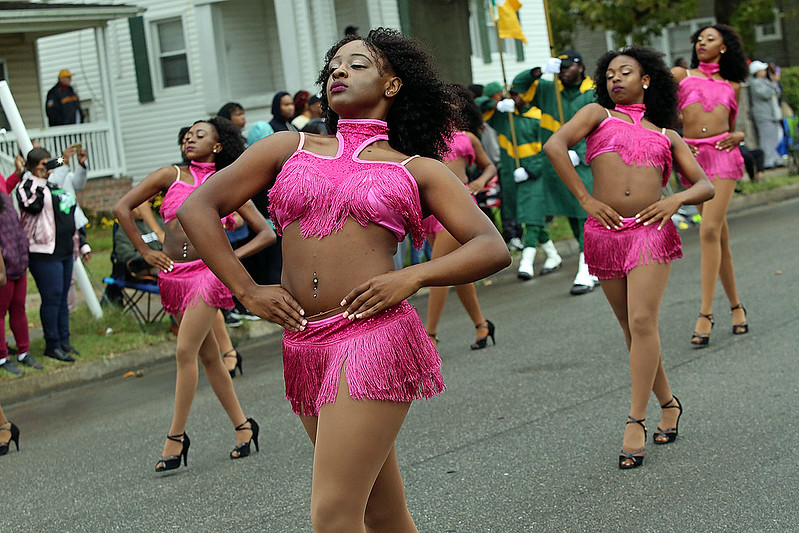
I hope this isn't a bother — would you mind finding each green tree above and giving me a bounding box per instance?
[723,0,778,55]
[549,0,699,48]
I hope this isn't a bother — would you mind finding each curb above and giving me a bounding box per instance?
[3,182,797,407]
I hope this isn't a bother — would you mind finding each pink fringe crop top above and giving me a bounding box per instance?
[677,62,738,124]
[444,131,475,167]
[585,103,672,187]
[268,119,426,248]
[160,161,237,229]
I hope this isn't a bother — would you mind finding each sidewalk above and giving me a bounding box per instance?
[3,173,798,407]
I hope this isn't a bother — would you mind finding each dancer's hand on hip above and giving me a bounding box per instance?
[243,285,307,331]
[341,270,419,320]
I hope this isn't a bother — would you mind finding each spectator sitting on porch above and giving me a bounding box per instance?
[217,102,247,145]
[46,69,84,126]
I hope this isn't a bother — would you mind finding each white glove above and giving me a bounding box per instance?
[513,167,529,183]
[542,57,562,74]
[496,99,515,113]
[568,150,581,167]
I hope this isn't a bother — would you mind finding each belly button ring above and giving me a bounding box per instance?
[701,125,708,133]
[182,242,188,259]
[313,272,318,299]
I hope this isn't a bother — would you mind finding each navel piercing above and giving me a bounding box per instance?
[701,125,708,133]
[182,242,188,259]
[313,272,318,299]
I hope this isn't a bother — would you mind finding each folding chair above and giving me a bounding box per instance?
[103,277,167,333]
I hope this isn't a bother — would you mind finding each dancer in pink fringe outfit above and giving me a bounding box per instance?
[544,47,714,469]
[671,24,751,347]
[179,29,510,531]
[114,117,275,472]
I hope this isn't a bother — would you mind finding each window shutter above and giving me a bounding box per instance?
[128,16,154,103]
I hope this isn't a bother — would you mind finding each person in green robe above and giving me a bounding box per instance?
[477,79,563,280]
[512,50,600,295]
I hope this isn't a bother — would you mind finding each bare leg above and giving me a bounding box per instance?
[426,229,486,343]
[303,368,416,532]
[196,313,250,449]
[212,310,238,373]
[717,215,746,326]
[601,275,676,443]
[694,179,737,336]
[0,403,9,444]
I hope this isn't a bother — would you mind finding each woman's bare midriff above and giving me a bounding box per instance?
[591,153,664,218]
[280,219,399,319]
[163,219,203,262]
[680,101,731,138]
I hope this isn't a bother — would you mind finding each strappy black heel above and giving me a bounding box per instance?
[230,418,259,459]
[155,432,190,472]
[0,421,20,455]
[223,349,242,378]
[471,320,496,350]
[619,416,646,470]
[691,312,714,347]
[654,396,683,445]
[426,331,438,348]
[731,303,748,335]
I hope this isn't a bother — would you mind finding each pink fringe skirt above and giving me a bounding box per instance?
[422,215,444,237]
[157,259,234,316]
[282,300,445,416]
[679,133,744,186]
[584,216,683,279]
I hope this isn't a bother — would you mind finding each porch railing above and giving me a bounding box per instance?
[0,121,122,179]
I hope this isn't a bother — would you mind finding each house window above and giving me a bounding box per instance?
[153,18,190,88]
[470,0,524,64]
[755,9,782,42]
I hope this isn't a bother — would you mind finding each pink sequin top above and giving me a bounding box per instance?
[444,131,475,166]
[677,62,738,124]
[160,161,237,228]
[585,103,672,187]
[268,118,425,247]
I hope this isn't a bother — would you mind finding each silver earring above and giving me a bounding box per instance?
[643,84,648,89]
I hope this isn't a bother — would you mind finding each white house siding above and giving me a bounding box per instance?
[469,0,551,87]
[366,0,401,31]
[1,34,44,128]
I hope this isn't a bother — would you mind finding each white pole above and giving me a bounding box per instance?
[73,259,103,318]
[0,80,33,157]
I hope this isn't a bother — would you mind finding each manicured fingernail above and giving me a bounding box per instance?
[342,312,349,319]
[340,299,347,306]
[301,319,307,325]
[643,221,649,226]
[355,313,362,319]
[300,309,305,316]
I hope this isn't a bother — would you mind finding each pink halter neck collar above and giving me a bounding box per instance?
[614,103,646,123]
[698,61,721,77]
[336,118,389,138]
[188,160,216,185]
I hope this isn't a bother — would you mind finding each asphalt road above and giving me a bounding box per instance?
[2,197,797,532]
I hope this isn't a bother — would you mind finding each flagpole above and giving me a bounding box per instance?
[488,0,521,169]
[541,0,565,124]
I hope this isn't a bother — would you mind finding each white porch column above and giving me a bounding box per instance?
[95,25,125,176]
[274,0,302,93]
[194,2,225,113]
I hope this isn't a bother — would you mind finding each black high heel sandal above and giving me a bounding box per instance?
[731,304,748,335]
[690,312,714,347]
[230,418,259,459]
[619,416,646,470]
[426,331,438,348]
[471,320,496,350]
[155,432,190,472]
[654,396,683,445]
[0,421,20,455]
[223,349,242,378]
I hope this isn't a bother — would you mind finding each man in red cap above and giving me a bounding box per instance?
[46,69,84,126]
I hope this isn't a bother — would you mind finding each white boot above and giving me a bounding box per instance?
[517,247,536,280]
[570,252,595,295]
[539,240,562,275]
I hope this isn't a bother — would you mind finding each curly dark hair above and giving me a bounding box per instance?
[594,46,678,129]
[690,24,748,83]
[448,84,483,137]
[192,117,245,170]
[315,27,455,160]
